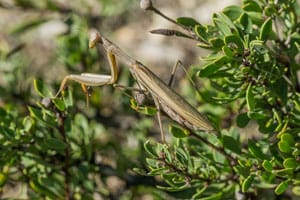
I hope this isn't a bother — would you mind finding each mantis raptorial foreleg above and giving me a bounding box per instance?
[55,73,113,105]
[55,47,118,105]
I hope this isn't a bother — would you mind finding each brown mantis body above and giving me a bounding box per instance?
[56,31,215,142]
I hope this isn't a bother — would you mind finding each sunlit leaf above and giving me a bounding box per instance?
[246,83,255,112]
[222,135,241,154]
[177,17,200,28]
[259,18,273,40]
[169,125,190,138]
[242,175,254,192]
[248,140,268,160]
[275,180,290,195]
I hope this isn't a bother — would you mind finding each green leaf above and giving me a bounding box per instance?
[29,179,57,199]
[192,185,208,199]
[0,172,7,187]
[130,99,157,115]
[144,106,157,115]
[242,175,254,192]
[222,5,243,21]
[169,125,190,138]
[222,135,241,154]
[132,168,148,176]
[23,116,35,132]
[271,78,288,104]
[33,79,53,98]
[198,192,222,200]
[275,180,289,195]
[246,11,263,25]
[195,24,209,42]
[148,167,167,175]
[156,183,189,192]
[259,18,273,40]
[278,141,293,153]
[236,113,250,128]
[28,106,43,120]
[175,148,189,166]
[248,111,266,120]
[239,12,252,33]
[214,55,229,65]
[144,140,158,158]
[280,133,295,145]
[224,34,244,54]
[177,17,200,28]
[246,83,255,111]
[52,98,66,111]
[283,158,298,169]
[262,160,273,172]
[292,186,300,196]
[213,18,231,36]
[44,138,67,152]
[199,63,222,77]
[209,38,225,48]
[213,13,237,36]
[243,1,262,12]
[273,168,293,177]
[145,158,158,168]
[248,140,268,160]
[222,46,234,58]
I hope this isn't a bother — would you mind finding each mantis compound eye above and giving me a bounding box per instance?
[89,31,103,48]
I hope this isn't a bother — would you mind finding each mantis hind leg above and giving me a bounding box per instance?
[152,96,166,143]
[167,60,183,87]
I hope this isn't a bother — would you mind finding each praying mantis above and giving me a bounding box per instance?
[56,31,215,142]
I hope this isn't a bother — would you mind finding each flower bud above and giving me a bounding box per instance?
[140,0,153,10]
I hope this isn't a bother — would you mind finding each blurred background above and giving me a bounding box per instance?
[0,0,239,93]
[0,0,239,199]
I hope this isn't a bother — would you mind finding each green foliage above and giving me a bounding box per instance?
[0,0,300,199]
[139,0,300,199]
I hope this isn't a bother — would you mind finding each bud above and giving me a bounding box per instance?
[41,97,52,108]
[140,0,153,10]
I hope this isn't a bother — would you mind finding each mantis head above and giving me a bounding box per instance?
[89,31,103,48]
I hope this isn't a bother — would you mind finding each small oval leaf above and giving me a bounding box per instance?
[242,175,255,192]
[292,186,300,196]
[169,125,190,138]
[259,18,273,40]
[52,98,66,111]
[283,158,298,169]
[246,83,255,111]
[236,113,250,128]
[34,79,53,98]
[278,141,293,153]
[44,138,67,151]
[248,140,268,160]
[144,140,158,158]
[224,34,244,53]
[262,160,273,172]
[222,135,241,154]
[275,180,289,195]
[177,17,200,28]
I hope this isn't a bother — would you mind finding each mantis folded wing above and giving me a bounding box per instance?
[56,31,215,142]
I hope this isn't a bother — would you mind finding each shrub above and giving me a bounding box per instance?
[0,0,299,199]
